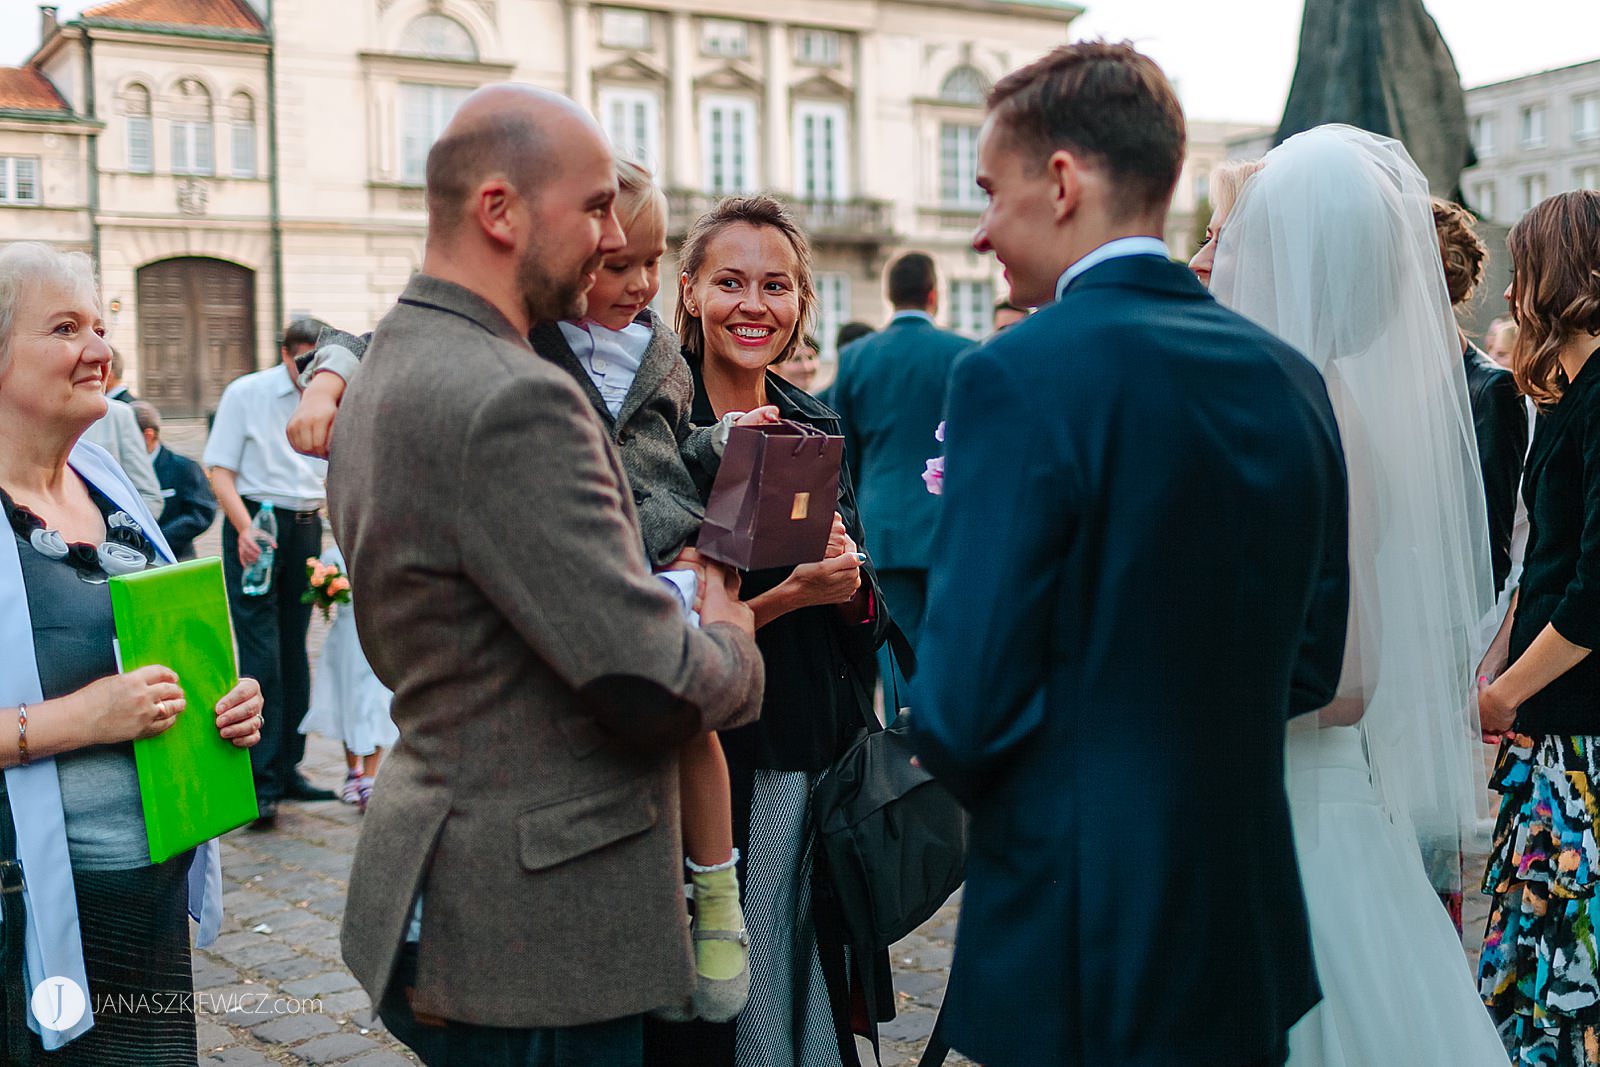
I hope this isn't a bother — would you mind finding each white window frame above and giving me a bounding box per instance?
[0,156,41,205]
[1473,181,1497,221]
[1520,172,1547,213]
[793,101,848,203]
[400,83,473,184]
[815,272,851,363]
[1520,104,1547,148]
[1575,94,1600,142]
[599,86,661,170]
[940,122,982,208]
[949,279,992,339]
[701,19,748,59]
[795,29,840,67]
[127,114,153,173]
[1471,114,1495,159]
[701,95,757,195]
[599,8,652,50]
[1577,165,1600,192]
[170,120,214,176]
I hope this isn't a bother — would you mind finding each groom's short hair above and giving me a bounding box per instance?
[988,41,1185,220]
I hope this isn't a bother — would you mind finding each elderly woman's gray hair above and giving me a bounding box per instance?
[0,242,100,363]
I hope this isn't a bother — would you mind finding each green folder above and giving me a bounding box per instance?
[109,557,259,862]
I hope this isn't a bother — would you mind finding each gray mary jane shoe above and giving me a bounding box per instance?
[691,927,751,1023]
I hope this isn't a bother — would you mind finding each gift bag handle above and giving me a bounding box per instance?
[770,418,830,457]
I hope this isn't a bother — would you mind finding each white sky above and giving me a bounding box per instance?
[1,1,1596,125]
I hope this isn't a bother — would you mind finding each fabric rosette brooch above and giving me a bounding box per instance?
[922,421,946,496]
[302,557,352,621]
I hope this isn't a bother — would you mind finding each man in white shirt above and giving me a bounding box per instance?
[204,318,334,827]
[80,394,163,515]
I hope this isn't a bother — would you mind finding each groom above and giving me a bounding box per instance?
[910,43,1350,1067]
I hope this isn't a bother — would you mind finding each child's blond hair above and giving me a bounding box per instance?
[615,158,667,246]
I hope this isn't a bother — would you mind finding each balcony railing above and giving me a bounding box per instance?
[666,190,895,245]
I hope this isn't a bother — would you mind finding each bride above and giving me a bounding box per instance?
[1210,125,1508,1065]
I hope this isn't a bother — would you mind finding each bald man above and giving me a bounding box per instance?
[326,86,765,1065]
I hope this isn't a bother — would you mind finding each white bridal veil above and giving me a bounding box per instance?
[1211,125,1497,889]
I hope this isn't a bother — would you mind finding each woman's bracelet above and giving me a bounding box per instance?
[16,703,29,766]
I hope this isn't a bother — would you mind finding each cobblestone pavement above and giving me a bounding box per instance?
[162,419,1491,1067]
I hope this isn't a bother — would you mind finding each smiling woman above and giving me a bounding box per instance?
[648,200,894,1067]
[0,241,263,1063]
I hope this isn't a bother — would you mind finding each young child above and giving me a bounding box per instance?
[298,542,397,812]
[286,160,776,1023]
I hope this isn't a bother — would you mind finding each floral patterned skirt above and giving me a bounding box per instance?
[1479,733,1600,1065]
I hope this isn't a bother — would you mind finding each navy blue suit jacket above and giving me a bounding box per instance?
[152,445,217,561]
[830,314,971,571]
[911,255,1349,1067]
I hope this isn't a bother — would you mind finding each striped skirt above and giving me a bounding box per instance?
[4,852,197,1065]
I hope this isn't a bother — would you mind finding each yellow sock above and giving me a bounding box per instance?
[690,862,746,981]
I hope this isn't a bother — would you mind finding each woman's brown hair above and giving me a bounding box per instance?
[675,195,815,365]
[1430,197,1487,308]
[1507,190,1600,405]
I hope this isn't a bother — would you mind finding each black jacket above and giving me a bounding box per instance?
[1511,349,1600,736]
[645,360,894,1067]
[1464,342,1529,595]
[151,445,217,560]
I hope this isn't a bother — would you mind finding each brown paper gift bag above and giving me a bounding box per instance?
[698,419,844,571]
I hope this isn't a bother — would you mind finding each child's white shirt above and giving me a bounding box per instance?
[557,318,653,419]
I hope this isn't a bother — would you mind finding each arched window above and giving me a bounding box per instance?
[939,66,989,106]
[399,14,478,60]
[170,78,213,176]
[230,92,256,178]
[125,83,152,173]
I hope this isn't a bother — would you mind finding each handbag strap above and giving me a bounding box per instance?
[0,786,34,1064]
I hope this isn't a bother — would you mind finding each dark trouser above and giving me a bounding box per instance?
[380,943,643,1067]
[222,499,322,805]
[876,568,927,711]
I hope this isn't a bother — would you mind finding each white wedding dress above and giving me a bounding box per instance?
[1214,125,1509,1067]
[1284,723,1506,1065]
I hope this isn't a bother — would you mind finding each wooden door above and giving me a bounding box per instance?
[137,258,256,418]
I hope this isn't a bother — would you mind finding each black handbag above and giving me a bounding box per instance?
[810,624,968,953]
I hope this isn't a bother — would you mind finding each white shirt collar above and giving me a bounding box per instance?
[1054,236,1171,301]
[891,310,935,325]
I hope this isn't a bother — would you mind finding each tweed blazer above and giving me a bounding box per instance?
[327,274,764,1029]
[529,313,719,568]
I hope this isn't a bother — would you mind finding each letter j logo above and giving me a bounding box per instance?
[31,975,87,1031]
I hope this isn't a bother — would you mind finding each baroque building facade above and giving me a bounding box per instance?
[1,0,1082,413]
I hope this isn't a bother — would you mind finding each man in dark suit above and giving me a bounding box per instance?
[131,400,217,560]
[911,43,1350,1067]
[830,252,971,695]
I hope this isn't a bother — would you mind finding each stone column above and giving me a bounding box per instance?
[568,1,592,112]
[852,31,871,205]
[765,21,790,194]
[669,11,695,190]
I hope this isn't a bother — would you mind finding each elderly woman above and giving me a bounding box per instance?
[644,197,892,1067]
[0,242,262,1063]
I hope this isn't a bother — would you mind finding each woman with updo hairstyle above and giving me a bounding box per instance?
[1476,189,1600,1065]
[644,196,893,1067]
[1433,197,1527,601]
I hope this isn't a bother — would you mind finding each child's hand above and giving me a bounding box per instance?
[732,405,781,428]
[662,547,709,616]
[287,372,347,458]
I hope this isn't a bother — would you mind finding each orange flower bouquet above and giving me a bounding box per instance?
[302,556,352,621]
